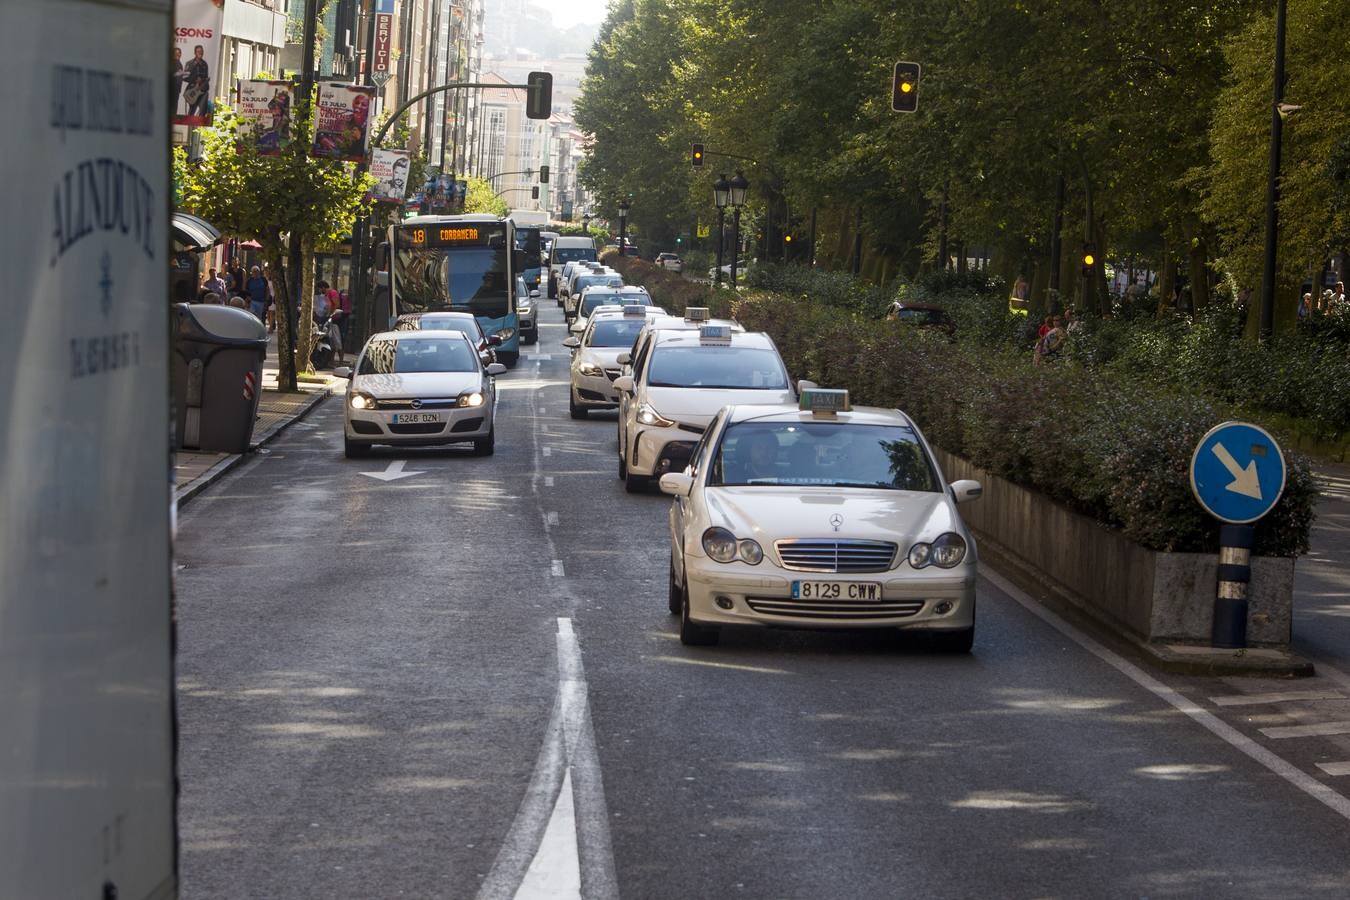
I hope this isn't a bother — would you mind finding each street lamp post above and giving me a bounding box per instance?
[1258,0,1288,341]
[713,174,730,288]
[581,213,592,234]
[728,171,749,289]
[617,200,630,255]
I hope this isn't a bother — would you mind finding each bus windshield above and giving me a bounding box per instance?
[393,222,510,317]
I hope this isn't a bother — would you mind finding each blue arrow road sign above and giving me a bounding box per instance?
[1190,421,1286,524]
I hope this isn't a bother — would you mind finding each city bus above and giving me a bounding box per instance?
[513,222,545,297]
[389,214,525,367]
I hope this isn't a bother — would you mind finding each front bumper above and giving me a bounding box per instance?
[571,369,622,407]
[345,404,492,445]
[627,425,701,477]
[683,555,977,631]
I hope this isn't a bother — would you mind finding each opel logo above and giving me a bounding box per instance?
[411,399,423,409]
[829,514,844,531]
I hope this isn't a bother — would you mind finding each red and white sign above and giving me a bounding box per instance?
[243,370,256,400]
[373,14,394,76]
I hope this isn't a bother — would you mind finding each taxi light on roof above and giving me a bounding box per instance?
[699,324,733,344]
[623,303,646,317]
[685,307,710,322]
[800,388,851,416]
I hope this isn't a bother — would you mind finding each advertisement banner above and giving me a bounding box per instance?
[236,79,294,156]
[173,0,225,125]
[372,13,394,79]
[311,82,376,162]
[368,148,411,204]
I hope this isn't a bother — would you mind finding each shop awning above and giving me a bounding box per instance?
[172,212,222,252]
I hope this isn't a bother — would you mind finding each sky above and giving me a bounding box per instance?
[549,0,612,28]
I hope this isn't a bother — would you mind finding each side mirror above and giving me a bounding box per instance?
[530,289,541,298]
[569,321,584,333]
[562,336,580,348]
[486,363,507,376]
[334,366,353,379]
[612,375,635,393]
[616,353,631,365]
[659,472,694,497]
[487,334,504,347]
[797,379,818,394]
[950,479,983,503]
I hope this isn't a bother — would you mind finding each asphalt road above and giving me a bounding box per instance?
[176,301,1350,899]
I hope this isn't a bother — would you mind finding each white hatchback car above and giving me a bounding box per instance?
[613,326,793,492]
[339,330,506,458]
[660,389,983,650]
[562,306,666,418]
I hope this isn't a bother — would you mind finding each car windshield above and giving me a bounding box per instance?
[553,247,596,263]
[710,422,941,491]
[589,319,648,348]
[645,346,788,390]
[358,337,478,375]
[581,293,650,318]
[400,314,482,342]
[574,275,622,294]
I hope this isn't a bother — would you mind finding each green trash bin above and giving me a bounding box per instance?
[172,303,268,454]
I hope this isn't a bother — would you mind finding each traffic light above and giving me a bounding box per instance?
[692,144,705,168]
[531,186,540,200]
[526,71,553,120]
[1081,243,1097,278]
[784,234,793,244]
[539,165,549,184]
[891,61,921,113]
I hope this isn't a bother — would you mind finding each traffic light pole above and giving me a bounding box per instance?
[1258,0,1287,341]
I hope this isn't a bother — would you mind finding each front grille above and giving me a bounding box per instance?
[389,422,446,435]
[376,397,461,410]
[774,539,897,574]
[746,597,923,620]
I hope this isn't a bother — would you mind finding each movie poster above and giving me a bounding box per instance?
[311,83,376,162]
[173,0,225,126]
[236,80,294,155]
[368,149,411,204]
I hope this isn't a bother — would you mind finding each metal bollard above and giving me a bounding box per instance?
[1213,523,1256,649]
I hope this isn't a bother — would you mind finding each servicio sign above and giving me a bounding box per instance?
[1189,421,1287,524]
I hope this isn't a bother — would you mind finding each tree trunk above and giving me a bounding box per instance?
[1188,235,1210,313]
[264,238,297,391]
[297,237,317,374]
[1157,241,1176,318]
[1094,219,1110,316]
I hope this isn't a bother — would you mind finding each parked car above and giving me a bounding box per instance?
[885,302,956,337]
[656,252,684,273]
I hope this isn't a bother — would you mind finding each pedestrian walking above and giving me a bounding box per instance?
[200,267,226,301]
[245,266,270,321]
[1300,293,1313,323]
[1332,282,1347,312]
[1034,315,1068,366]
[1037,313,1053,341]
[1064,307,1083,334]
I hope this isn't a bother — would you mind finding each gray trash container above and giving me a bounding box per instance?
[172,303,268,453]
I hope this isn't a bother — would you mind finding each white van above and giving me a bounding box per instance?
[548,235,599,300]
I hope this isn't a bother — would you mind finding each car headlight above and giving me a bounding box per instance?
[349,391,375,410]
[908,533,967,569]
[738,539,763,565]
[578,362,604,377]
[458,391,485,408]
[702,527,738,563]
[494,327,515,341]
[636,403,675,427]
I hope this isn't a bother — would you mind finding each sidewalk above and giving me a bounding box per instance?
[174,333,341,507]
[1294,462,1350,675]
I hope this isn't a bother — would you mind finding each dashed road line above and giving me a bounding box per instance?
[544,476,554,487]
[1260,721,1350,740]
[551,560,565,577]
[543,447,553,457]
[1210,690,1346,707]
[546,511,559,527]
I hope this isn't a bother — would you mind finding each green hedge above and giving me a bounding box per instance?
[611,258,1316,556]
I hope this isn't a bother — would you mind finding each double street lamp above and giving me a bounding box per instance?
[713,174,729,287]
[713,172,750,289]
[617,199,630,254]
[581,213,592,233]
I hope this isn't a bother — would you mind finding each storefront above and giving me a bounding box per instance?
[171,212,223,303]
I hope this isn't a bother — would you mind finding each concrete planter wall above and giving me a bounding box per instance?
[933,449,1295,648]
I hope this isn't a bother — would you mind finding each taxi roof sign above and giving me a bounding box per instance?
[699,324,733,343]
[685,307,710,322]
[800,388,851,416]
[623,303,646,317]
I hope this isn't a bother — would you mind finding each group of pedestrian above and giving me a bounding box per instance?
[1032,308,1079,365]
[314,280,350,366]
[1298,281,1347,322]
[198,263,276,331]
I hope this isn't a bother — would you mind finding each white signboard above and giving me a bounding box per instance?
[368,148,411,204]
[0,2,176,898]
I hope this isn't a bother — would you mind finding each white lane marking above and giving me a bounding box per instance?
[360,459,423,482]
[538,409,547,416]
[513,770,581,900]
[1317,762,1350,777]
[1210,690,1346,707]
[545,476,555,487]
[982,568,1350,823]
[551,560,565,577]
[546,511,560,527]
[1260,721,1350,740]
[477,618,618,900]
[530,354,553,361]
[543,447,553,457]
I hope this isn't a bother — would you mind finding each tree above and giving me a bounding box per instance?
[177,99,373,388]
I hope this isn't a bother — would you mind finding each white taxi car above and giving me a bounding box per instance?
[562,305,665,418]
[613,325,793,493]
[337,330,507,458]
[568,285,655,334]
[659,389,983,650]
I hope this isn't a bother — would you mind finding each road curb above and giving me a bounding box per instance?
[979,537,1314,678]
[175,389,331,510]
